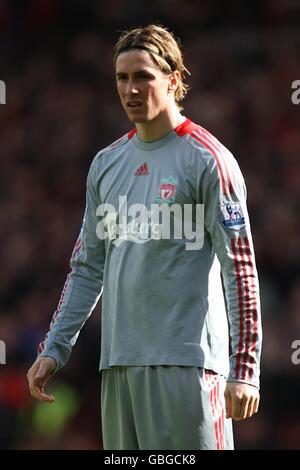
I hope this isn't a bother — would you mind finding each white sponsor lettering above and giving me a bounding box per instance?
[0,340,6,364]
[0,80,6,104]
[95,197,204,250]
[291,340,300,365]
[291,80,300,105]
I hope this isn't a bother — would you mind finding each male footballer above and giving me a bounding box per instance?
[27,24,262,450]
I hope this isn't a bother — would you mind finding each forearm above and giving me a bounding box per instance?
[38,259,103,371]
[222,234,262,387]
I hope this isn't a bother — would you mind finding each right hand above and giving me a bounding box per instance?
[27,356,56,403]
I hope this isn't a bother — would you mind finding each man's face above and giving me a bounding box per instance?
[115,49,173,123]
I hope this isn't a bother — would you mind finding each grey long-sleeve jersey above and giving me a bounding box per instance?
[39,118,262,387]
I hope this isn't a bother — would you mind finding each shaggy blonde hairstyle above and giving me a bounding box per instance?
[114,24,190,110]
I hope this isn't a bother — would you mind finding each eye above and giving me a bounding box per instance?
[139,74,149,79]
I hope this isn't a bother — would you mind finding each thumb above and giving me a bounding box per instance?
[34,362,53,386]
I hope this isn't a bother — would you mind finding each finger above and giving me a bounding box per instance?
[34,362,52,387]
[251,395,260,416]
[231,397,242,421]
[39,390,55,403]
[246,396,257,418]
[27,363,39,382]
[246,391,260,418]
[27,365,40,393]
[29,384,55,403]
[239,395,250,420]
[224,389,232,419]
[253,394,260,414]
[27,361,43,386]
[27,361,55,403]
[246,397,254,418]
[32,382,55,402]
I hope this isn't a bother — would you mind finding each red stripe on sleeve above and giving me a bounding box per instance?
[197,127,234,195]
[231,237,244,379]
[237,237,252,380]
[244,237,258,380]
[175,119,234,196]
[191,131,228,195]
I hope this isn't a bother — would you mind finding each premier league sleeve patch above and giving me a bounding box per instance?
[219,202,246,230]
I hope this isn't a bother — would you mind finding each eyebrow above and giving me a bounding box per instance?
[116,69,153,77]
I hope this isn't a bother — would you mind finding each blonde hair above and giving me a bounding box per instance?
[114,24,190,109]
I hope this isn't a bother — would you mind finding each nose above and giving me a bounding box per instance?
[125,80,139,95]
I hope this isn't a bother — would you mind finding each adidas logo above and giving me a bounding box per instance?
[134,163,149,176]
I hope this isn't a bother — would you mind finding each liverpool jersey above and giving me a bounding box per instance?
[39,118,262,387]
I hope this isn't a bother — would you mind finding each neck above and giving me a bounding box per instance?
[135,107,185,142]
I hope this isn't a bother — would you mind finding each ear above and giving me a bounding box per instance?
[168,71,180,93]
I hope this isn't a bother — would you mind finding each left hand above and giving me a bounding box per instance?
[224,382,260,420]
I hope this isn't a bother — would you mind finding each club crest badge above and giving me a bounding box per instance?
[155,177,178,205]
[219,202,245,230]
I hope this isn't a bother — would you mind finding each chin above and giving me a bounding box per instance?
[132,117,149,123]
[127,113,149,124]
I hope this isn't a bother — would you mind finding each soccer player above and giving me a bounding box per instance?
[27,24,262,450]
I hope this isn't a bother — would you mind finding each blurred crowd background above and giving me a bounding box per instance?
[0,0,300,450]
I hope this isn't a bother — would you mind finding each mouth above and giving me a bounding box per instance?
[127,101,143,109]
